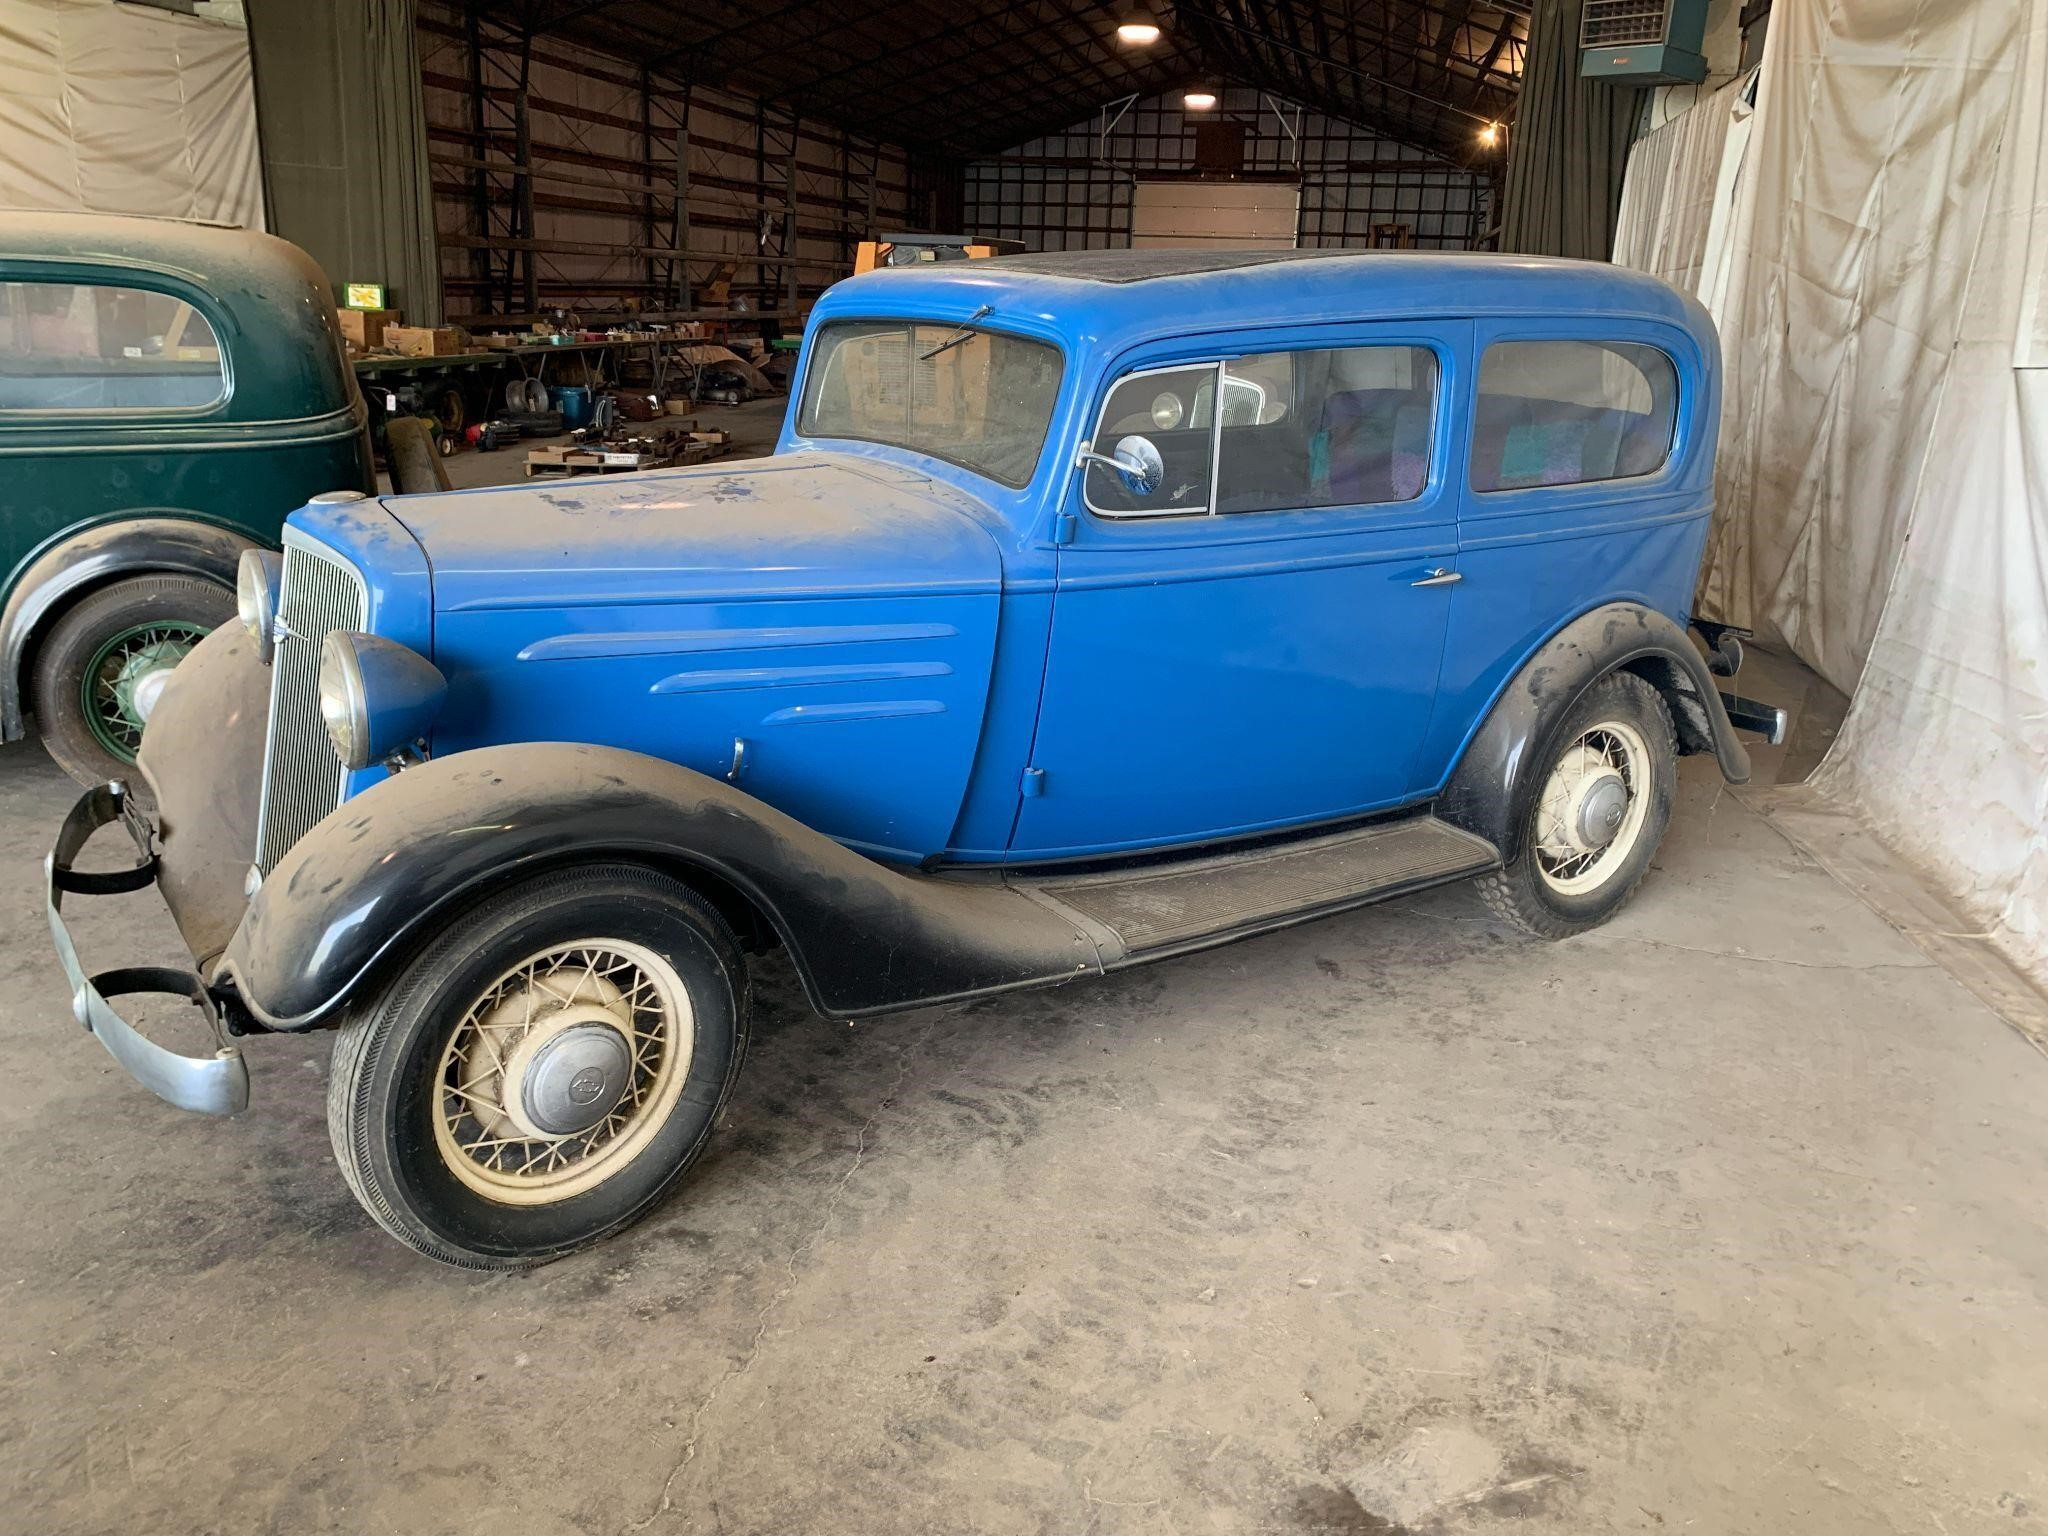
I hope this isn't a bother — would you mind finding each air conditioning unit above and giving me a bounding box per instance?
[1580,0,1708,84]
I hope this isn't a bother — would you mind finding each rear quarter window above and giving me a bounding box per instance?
[0,279,225,413]
[1470,340,1677,492]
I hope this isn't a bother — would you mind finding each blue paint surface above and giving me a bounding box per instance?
[285,252,1720,866]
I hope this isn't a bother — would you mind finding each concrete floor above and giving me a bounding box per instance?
[4,512,2046,1532]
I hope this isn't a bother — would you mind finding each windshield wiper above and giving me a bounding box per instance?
[918,304,994,362]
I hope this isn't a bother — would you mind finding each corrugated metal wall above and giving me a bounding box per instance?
[965,87,1492,252]
[414,3,930,325]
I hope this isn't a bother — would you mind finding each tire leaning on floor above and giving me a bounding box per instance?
[1474,670,1678,940]
[326,864,752,1269]
[29,572,234,790]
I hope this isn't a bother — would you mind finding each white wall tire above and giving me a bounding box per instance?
[326,864,750,1269]
[1474,672,1677,939]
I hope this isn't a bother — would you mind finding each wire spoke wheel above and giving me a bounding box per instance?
[431,939,694,1206]
[1475,672,1675,940]
[1532,718,1652,896]
[79,619,209,761]
[329,866,748,1268]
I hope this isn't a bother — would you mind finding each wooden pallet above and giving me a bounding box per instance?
[525,445,667,477]
[523,430,733,478]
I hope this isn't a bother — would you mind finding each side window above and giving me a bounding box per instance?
[1085,364,1219,516]
[0,280,225,413]
[1218,345,1437,514]
[1470,340,1677,493]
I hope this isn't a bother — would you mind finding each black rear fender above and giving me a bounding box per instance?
[214,744,1106,1031]
[1437,603,1751,862]
[3,516,255,740]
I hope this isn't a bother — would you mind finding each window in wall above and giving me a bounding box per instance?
[0,281,224,412]
[1470,340,1679,492]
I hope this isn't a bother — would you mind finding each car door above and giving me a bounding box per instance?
[1009,322,1472,860]
[1410,319,1705,790]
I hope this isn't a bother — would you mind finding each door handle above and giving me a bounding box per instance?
[1412,567,1463,587]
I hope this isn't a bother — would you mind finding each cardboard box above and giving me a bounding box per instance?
[387,325,464,358]
[337,308,397,349]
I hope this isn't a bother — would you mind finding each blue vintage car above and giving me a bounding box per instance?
[47,249,1782,1267]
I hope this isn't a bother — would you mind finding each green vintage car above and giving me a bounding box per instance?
[0,211,373,785]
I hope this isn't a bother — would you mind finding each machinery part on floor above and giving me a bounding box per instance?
[385,416,452,495]
[505,376,549,414]
[499,409,564,437]
[429,384,465,437]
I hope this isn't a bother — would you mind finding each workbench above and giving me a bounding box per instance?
[353,337,662,413]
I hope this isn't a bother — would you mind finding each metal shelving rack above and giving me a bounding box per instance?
[416,5,930,327]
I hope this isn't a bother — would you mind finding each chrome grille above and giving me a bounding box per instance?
[254,537,366,872]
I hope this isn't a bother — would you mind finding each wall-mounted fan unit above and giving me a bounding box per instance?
[1580,0,1709,84]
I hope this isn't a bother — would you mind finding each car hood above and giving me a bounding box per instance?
[377,451,1006,612]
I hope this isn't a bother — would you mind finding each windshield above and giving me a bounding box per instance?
[796,319,1062,488]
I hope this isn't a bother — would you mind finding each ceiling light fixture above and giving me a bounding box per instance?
[1478,121,1501,147]
[1116,9,1162,45]
[1183,87,1219,110]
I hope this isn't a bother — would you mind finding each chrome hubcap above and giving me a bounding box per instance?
[128,665,176,724]
[505,1011,633,1137]
[1572,771,1630,849]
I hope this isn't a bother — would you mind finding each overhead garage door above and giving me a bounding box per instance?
[1132,179,1300,249]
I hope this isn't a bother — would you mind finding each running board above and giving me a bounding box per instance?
[1016,815,1499,962]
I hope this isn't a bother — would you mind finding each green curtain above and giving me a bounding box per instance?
[245,0,441,323]
[1498,0,1645,260]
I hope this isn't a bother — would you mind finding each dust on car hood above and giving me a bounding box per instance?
[379,451,1006,612]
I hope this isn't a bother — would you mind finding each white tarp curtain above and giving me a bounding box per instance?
[1611,74,1749,298]
[1702,0,2021,693]
[0,0,263,228]
[1615,0,2047,983]
[1816,2,2048,984]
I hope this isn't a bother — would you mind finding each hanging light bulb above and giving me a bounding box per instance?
[1478,121,1501,147]
[1116,9,1162,45]
[1183,87,1219,110]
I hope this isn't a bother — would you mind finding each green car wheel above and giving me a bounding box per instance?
[30,573,235,790]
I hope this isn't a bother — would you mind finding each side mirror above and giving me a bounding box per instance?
[1075,434,1165,496]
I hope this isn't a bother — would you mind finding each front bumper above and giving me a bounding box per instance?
[47,782,249,1116]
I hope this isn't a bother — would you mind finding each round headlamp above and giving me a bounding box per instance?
[318,630,369,769]
[318,630,448,771]
[237,549,282,664]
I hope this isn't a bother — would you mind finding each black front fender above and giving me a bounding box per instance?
[1437,603,1751,861]
[2,516,257,740]
[215,744,1107,1031]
